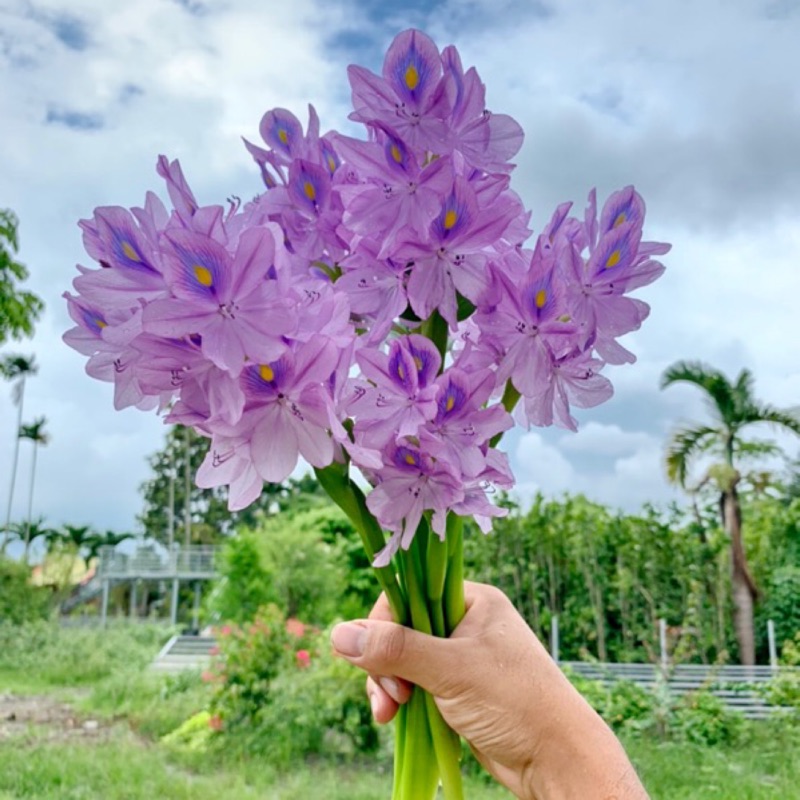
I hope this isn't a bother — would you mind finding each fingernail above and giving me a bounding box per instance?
[331,622,366,657]
[379,676,402,703]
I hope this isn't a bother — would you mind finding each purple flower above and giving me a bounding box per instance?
[142,226,296,375]
[419,367,511,477]
[349,335,440,449]
[366,442,463,566]
[348,29,449,153]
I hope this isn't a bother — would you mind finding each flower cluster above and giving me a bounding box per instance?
[63,29,668,565]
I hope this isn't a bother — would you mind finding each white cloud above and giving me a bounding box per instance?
[1,0,798,538]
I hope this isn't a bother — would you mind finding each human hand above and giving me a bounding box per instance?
[331,581,648,800]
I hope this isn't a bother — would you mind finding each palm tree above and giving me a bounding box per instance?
[84,529,135,564]
[1,354,37,552]
[8,516,58,563]
[18,416,49,563]
[661,360,800,665]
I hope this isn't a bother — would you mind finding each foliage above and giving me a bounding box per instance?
[205,535,273,624]
[205,605,300,734]
[465,494,732,663]
[229,630,380,765]
[761,632,800,709]
[0,209,44,345]
[0,555,52,623]
[0,620,168,685]
[671,690,745,746]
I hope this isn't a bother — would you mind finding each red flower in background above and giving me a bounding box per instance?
[295,649,311,668]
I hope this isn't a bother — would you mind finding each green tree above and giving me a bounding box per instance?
[661,360,800,664]
[1,354,37,552]
[18,416,49,563]
[0,210,44,345]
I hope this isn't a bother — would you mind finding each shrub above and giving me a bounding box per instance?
[0,620,169,685]
[0,555,52,623]
[671,690,744,746]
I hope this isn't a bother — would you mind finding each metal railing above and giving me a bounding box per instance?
[97,545,219,579]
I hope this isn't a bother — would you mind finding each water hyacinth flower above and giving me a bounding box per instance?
[62,27,669,800]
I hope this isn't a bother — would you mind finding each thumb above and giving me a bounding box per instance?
[331,620,459,696]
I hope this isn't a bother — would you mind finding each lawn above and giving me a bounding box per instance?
[0,621,798,800]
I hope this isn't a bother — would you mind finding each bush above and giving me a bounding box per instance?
[0,555,52,623]
[0,620,169,685]
[672,690,744,746]
[180,604,379,766]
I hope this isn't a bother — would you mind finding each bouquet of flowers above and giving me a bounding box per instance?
[63,28,668,800]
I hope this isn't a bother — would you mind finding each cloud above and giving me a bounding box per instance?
[45,107,104,130]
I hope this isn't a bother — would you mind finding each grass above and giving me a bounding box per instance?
[0,729,511,799]
[625,727,800,799]
[1,620,798,799]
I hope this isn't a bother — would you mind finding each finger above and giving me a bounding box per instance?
[331,619,465,697]
[367,593,396,623]
[366,675,398,725]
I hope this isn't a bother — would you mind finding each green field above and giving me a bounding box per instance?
[0,681,797,799]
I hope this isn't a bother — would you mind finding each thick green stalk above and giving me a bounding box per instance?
[399,688,439,800]
[427,529,448,638]
[444,514,466,635]
[425,692,464,800]
[314,465,408,624]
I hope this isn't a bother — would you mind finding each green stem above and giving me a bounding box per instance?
[444,514,465,635]
[425,692,465,800]
[399,688,438,800]
[427,529,448,638]
[314,465,408,624]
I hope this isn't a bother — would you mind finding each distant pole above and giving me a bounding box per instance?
[171,578,179,626]
[183,427,191,548]
[551,615,560,663]
[767,619,778,672]
[101,579,110,628]
[167,441,175,550]
[659,618,668,672]
[130,581,137,620]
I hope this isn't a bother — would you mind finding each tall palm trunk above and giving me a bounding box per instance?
[23,439,39,564]
[1,377,25,553]
[721,483,757,665]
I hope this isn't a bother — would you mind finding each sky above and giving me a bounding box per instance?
[1,0,800,540]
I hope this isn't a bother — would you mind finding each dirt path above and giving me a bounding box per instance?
[0,692,115,744]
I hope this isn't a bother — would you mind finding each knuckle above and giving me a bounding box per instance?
[377,624,407,665]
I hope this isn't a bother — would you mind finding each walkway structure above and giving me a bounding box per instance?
[72,545,219,626]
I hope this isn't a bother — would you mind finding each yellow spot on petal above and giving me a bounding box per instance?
[390,144,403,163]
[96,318,107,329]
[193,265,213,287]
[535,289,547,309]
[404,453,417,465]
[445,394,455,412]
[327,155,336,173]
[413,356,423,370]
[259,364,275,382]
[405,63,419,90]
[444,209,457,230]
[605,250,621,269]
[122,241,140,262]
[397,363,406,380]
[558,314,572,323]
[303,181,316,201]
[278,128,289,145]
[613,212,626,228]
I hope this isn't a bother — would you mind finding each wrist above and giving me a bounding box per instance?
[519,684,648,800]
